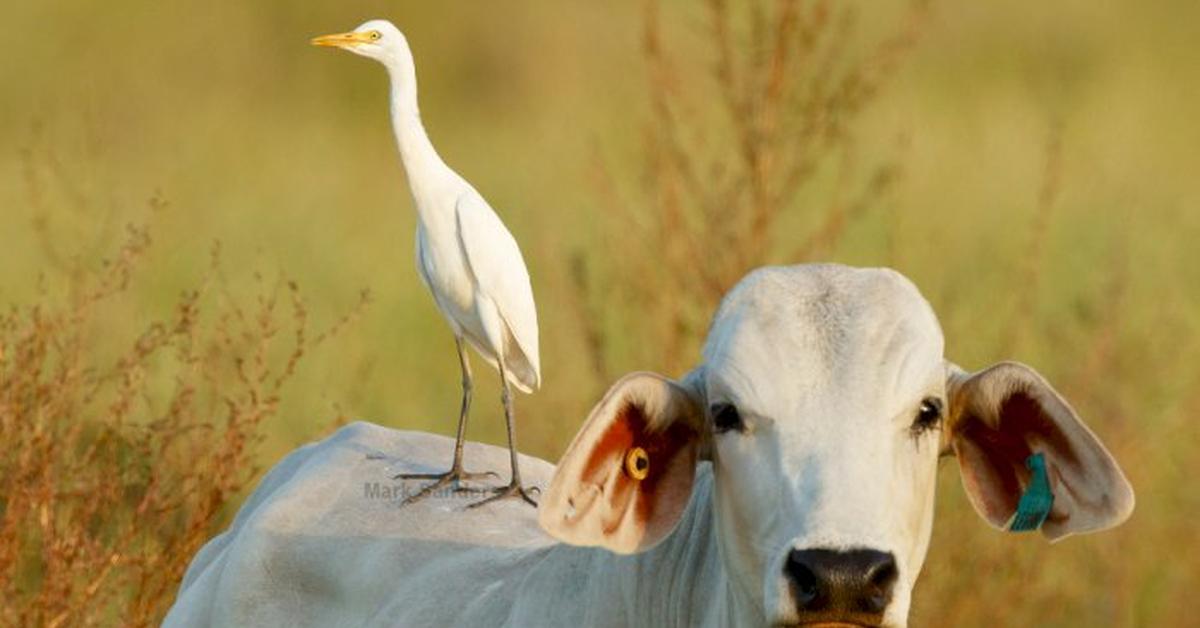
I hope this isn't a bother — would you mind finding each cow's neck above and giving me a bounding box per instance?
[522,464,764,626]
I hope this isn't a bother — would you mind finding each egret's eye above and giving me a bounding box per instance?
[911,397,944,435]
[711,403,744,434]
[369,30,382,41]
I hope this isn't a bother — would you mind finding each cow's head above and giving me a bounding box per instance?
[540,265,1133,627]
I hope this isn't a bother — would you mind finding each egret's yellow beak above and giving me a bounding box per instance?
[311,31,374,49]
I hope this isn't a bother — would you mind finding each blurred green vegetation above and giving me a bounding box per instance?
[1,0,1197,625]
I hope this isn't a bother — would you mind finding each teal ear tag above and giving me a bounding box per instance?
[1007,452,1054,532]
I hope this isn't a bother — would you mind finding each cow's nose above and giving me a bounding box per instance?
[784,548,897,619]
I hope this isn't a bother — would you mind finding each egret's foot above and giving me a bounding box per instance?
[394,468,498,482]
[394,468,499,506]
[466,481,540,509]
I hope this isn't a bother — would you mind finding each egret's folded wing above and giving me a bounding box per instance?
[454,190,541,390]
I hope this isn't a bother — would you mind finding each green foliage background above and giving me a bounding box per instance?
[2,1,1197,624]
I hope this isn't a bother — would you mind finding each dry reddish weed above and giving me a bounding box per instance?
[574,0,928,378]
[0,216,366,626]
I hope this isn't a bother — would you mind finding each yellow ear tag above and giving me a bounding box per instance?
[624,447,650,481]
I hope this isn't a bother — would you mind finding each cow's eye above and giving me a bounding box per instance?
[912,397,943,434]
[711,403,744,433]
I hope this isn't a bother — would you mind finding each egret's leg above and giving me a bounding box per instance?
[466,360,539,509]
[446,336,475,471]
[394,337,498,505]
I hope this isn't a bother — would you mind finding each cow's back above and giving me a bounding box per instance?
[164,422,558,627]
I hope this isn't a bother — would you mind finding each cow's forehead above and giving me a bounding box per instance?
[700,265,945,413]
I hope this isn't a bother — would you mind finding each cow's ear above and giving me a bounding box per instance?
[539,372,706,554]
[944,362,1134,541]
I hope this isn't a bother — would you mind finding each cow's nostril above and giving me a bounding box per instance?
[785,549,820,607]
[861,555,898,614]
[784,548,897,620]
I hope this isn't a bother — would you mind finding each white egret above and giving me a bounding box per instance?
[312,19,541,507]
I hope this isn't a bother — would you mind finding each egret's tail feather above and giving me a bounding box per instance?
[504,351,540,393]
[462,326,540,393]
[501,324,540,393]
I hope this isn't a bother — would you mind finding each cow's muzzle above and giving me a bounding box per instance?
[783,547,897,626]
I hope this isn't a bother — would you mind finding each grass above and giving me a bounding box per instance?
[1,0,1197,624]
[574,0,927,381]
[0,209,367,625]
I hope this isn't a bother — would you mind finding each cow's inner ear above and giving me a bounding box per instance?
[944,361,1134,541]
[538,372,706,554]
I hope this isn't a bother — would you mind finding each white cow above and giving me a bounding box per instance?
[165,264,1133,627]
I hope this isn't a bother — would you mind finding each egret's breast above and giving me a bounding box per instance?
[415,220,477,328]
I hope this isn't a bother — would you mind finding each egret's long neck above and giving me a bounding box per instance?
[384,54,449,203]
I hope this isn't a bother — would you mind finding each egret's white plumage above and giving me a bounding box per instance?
[449,192,540,391]
[313,19,540,505]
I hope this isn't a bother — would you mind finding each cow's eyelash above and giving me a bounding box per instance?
[910,397,944,436]
[710,403,745,433]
